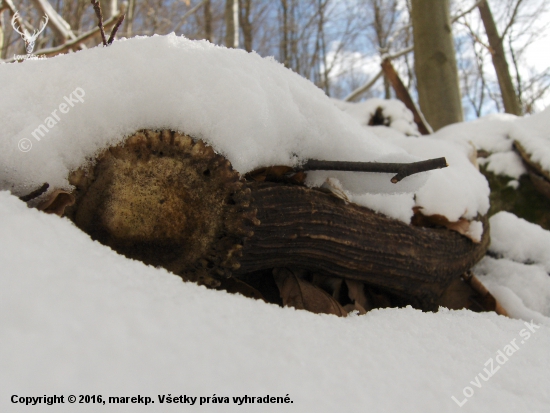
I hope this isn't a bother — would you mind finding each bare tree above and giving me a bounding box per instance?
[477,0,522,115]
[224,0,238,47]
[411,0,463,130]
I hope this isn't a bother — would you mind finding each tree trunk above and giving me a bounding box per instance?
[225,0,239,48]
[240,0,252,52]
[411,0,463,131]
[280,0,289,67]
[125,0,135,37]
[478,0,522,116]
[204,0,212,42]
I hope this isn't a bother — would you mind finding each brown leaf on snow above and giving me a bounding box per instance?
[412,207,481,243]
[273,268,348,317]
[437,272,508,316]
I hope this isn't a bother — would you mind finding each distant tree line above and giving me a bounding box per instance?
[1,0,548,129]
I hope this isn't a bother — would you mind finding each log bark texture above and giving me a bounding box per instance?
[236,182,490,310]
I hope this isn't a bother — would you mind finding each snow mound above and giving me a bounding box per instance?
[0,34,413,196]
[333,98,420,136]
[1,34,488,224]
[1,191,549,412]
[488,212,550,272]
[474,212,550,323]
[434,108,550,179]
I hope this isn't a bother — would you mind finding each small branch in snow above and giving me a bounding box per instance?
[91,0,107,46]
[295,157,448,183]
[107,13,125,45]
[19,183,49,202]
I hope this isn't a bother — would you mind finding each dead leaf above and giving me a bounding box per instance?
[463,272,508,316]
[412,207,482,243]
[345,279,372,312]
[37,189,75,216]
[343,302,367,315]
[273,268,347,317]
[245,166,306,184]
[311,273,343,299]
[320,177,350,204]
[217,277,266,302]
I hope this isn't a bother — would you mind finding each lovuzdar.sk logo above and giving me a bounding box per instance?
[11,11,48,61]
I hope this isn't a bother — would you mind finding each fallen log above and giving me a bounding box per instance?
[55,129,489,311]
[235,182,489,309]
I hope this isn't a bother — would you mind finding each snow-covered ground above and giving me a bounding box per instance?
[1,35,550,412]
[1,191,549,413]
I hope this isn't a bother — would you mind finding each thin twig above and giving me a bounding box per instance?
[172,0,207,33]
[19,183,49,202]
[295,158,448,183]
[107,13,125,45]
[91,0,107,46]
[344,69,384,102]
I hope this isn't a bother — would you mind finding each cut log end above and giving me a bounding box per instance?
[64,129,258,283]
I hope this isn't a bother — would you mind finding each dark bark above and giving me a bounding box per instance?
[235,182,490,310]
[240,0,252,52]
[296,157,447,183]
[204,0,212,42]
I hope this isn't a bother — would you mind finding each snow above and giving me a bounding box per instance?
[433,108,550,178]
[1,191,550,412]
[1,34,488,227]
[473,212,550,324]
[477,152,527,180]
[2,35,549,410]
[487,212,550,272]
[332,98,420,136]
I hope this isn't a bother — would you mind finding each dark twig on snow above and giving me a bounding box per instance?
[295,157,448,183]
[91,0,107,46]
[107,13,125,45]
[19,183,49,202]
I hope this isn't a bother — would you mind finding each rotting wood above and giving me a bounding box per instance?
[45,130,490,312]
[235,181,489,310]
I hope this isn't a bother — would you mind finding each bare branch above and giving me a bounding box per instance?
[294,157,448,183]
[91,0,107,46]
[452,0,485,23]
[172,0,206,34]
[500,0,525,40]
[30,0,78,43]
[107,13,125,45]
[19,183,49,202]
[343,69,383,101]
